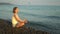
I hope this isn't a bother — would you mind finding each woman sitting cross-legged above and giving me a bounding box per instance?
[12,7,27,28]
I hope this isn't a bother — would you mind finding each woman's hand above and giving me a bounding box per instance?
[24,19,28,23]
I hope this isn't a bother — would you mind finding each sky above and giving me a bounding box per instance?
[0,0,60,5]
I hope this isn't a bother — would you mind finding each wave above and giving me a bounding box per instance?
[26,21,60,34]
[20,12,60,19]
[27,21,60,30]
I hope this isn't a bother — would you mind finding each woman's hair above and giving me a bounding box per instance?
[13,7,18,13]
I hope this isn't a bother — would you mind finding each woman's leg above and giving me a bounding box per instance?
[16,22,25,28]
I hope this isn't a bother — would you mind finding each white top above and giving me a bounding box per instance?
[12,14,18,27]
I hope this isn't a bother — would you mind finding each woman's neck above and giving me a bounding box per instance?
[14,13,18,14]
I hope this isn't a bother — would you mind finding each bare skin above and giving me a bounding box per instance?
[14,8,27,28]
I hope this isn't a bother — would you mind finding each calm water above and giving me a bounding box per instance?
[0,4,60,34]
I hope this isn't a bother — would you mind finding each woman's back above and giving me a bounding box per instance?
[12,14,18,27]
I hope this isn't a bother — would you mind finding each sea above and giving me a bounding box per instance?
[0,4,60,34]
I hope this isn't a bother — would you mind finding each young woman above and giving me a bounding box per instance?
[12,7,27,28]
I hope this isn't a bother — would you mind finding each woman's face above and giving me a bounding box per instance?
[15,8,19,13]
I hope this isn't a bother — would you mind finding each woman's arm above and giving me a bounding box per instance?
[14,13,24,23]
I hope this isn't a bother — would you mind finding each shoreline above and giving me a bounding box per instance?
[0,19,49,34]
